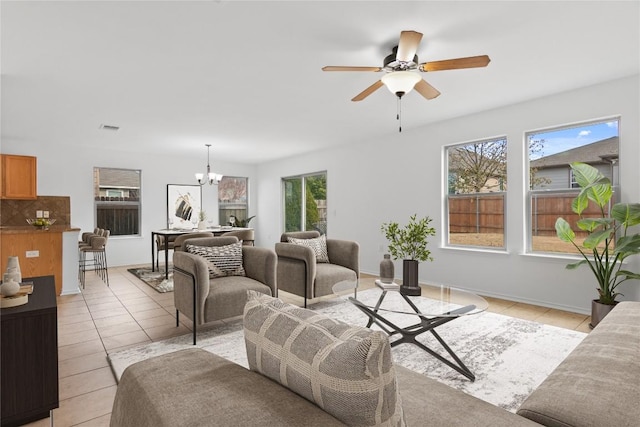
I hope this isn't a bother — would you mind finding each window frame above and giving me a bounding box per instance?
[282,171,327,235]
[525,116,620,255]
[93,167,142,237]
[444,136,508,251]
[218,176,250,227]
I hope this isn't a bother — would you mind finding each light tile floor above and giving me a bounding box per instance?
[25,267,591,426]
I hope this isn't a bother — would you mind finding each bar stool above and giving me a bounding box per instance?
[79,230,110,288]
[78,228,101,249]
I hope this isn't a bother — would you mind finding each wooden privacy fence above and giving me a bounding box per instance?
[448,193,504,234]
[96,204,139,236]
[448,191,606,237]
[530,192,604,237]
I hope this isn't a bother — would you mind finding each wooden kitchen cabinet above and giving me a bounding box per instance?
[0,154,37,199]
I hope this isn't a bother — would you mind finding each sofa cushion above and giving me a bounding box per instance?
[287,234,330,263]
[243,291,405,427]
[395,365,539,427]
[110,349,347,427]
[187,242,245,278]
[516,301,640,427]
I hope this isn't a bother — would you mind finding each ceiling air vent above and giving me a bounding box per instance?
[99,124,120,131]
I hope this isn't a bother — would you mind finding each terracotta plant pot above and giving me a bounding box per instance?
[589,299,617,329]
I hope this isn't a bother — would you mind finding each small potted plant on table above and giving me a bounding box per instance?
[555,162,640,328]
[381,214,436,296]
[197,211,207,230]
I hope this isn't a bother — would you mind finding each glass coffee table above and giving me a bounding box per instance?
[333,280,488,381]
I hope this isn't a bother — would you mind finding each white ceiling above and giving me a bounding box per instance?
[2,1,639,164]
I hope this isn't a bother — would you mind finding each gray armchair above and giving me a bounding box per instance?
[275,231,359,307]
[173,236,277,344]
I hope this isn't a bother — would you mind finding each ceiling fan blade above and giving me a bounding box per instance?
[414,79,441,100]
[322,66,382,72]
[419,55,491,72]
[351,80,384,102]
[395,30,423,62]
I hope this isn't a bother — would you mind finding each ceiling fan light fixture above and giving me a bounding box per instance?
[381,71,421,97]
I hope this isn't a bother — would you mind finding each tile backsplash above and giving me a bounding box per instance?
[0,196,71,226]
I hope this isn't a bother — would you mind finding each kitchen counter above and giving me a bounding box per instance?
[0,225,81,233]
[0,226,81,295]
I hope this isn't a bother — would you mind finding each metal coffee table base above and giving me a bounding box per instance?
[348,291,477,381]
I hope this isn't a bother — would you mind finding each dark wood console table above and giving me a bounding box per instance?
[1,275,58,426]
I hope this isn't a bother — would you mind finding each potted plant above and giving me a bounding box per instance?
[381,214,436,296]
[198,210,207,230]
[555,162,640,327]
[235,215,256,228]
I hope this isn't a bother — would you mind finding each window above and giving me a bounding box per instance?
[527,118,619,254]
[445,137,507,249]
[569,170,579,189]
[218,176,249,226]
[94,167,141,236]
[283,172,327,234]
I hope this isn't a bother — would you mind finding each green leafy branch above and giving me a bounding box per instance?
[381,214,436,262]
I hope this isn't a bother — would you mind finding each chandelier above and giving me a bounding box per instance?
[195,144,223,186]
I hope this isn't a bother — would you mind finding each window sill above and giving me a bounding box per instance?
[108,234,143,240]
[442,245,509,255]
[521,251,630,264]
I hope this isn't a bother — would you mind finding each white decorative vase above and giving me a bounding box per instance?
[0,278,21,297]
[5,256,21,283]
[198,221,207,230]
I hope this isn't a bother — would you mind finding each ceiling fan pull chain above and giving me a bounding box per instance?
[397,96,402,132]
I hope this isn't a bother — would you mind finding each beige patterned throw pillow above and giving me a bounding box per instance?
[243,291,405,427]
[287,234,330,263]
[186,242,245,279]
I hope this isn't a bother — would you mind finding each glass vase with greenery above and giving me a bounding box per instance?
[381,214,436,261]
[381,214,436,295]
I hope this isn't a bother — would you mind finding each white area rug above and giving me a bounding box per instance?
[107,289,586,412]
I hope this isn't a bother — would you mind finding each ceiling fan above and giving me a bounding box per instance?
[322,30,490,102]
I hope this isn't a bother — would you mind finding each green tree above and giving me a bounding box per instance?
[305,186,320,231]
[306,174,326,200]
[284,174,327,233]
[284,178,302,232]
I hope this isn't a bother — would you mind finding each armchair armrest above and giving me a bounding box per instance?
[327,239,360,278]
[275,242,317,299]
[275,242,315,262]
[242,246,277,296]
[173,251,211,325]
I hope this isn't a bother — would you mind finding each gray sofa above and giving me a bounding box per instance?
[110,301,640,427]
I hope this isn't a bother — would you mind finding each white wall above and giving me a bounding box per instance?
[3,75,638,312]
[0,142,257,267]
[256,75,640,314]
